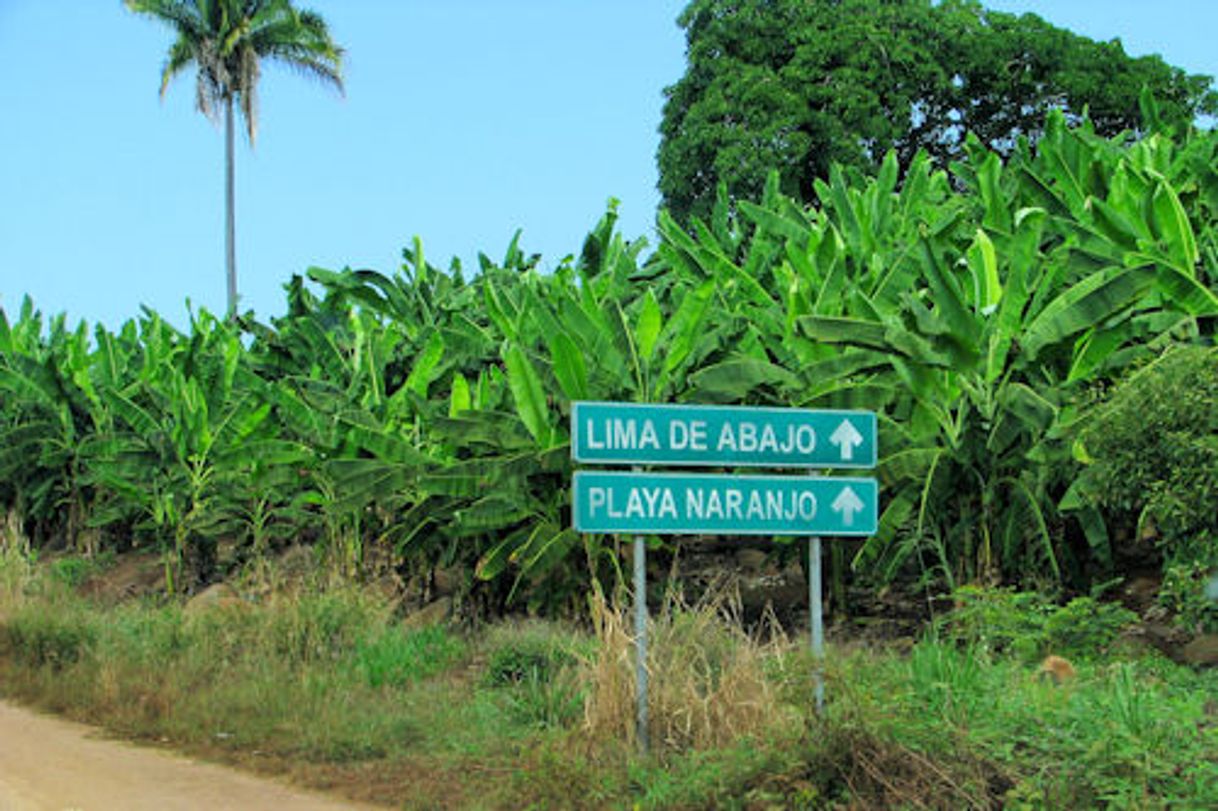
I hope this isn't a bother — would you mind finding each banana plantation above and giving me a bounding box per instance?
[3,111,1217,610]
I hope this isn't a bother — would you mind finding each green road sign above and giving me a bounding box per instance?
[570,401,876,468]
[573,471,878,536]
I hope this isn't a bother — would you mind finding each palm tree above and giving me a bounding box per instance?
[126,0,344,318]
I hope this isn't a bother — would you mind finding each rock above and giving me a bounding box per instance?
[432,566,461,597]
[1121,575,1161,614]
[1181,634,1218,668]
[1039,654,1077,684]
[1124,620,1187,661]
[735,548,768,574]
[80,551,165,602]
[402,596,452,630]
[368,574,402,603]
[184,582,244,615]
[276,545,317,579]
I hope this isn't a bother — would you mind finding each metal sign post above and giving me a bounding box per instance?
[631,467,649,752]
[809,535,825,714]
[633,532,649,751]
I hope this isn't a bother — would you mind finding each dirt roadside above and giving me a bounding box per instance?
[0,700,381,811]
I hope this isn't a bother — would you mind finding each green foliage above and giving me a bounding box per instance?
[265,589,383,666]
[787,115,1218,587]
[103,604,190,663]
[498,665,586,731]
[4,111,1218,605]
[351,624,465,688]
[1077,347,1218,534]
[1043,596,1140,657]
[126,0,343,142]
[48,553,113,589]
[1162,560,1218,634]
[481,622,588,729]
[905,641,989,724]
[659,0,1217,222]
[823,646,1218,809]
[2,605,97,670]
[1,577,1216,809]
[1075,347,1218,628]
[937,587,1136,661]
[482,623,582,687]
[936,587,1055,660]
[0,542,35,605]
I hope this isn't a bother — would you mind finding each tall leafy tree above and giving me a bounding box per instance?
[658,0,1217,223]
[127,0,344,318]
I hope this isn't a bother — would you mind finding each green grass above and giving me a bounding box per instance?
[0,562,1216,809]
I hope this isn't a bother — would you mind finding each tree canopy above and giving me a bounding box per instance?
[658,0,1218,223]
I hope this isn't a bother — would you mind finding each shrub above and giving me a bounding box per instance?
[1077,346,1218,630]
[1043,596,1137,656]
[935,586,1053,662]
[936,587,1136,661]
[2,607,97,670]
[482,622,582,687]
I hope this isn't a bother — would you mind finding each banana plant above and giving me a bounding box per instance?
[799,125,1218,587]
[0,301,113,551]
[83,309,284,591]
[3,108,1217,615]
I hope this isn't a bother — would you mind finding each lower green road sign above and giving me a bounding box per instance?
[573,471,877,536]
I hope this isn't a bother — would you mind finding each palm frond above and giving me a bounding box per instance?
[131,0,343,138]
[158,36,197,98]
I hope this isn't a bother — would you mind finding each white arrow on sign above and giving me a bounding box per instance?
[831,486,865,526]
[829,419,864,462]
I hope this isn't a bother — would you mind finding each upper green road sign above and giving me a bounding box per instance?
[570,402,876,468]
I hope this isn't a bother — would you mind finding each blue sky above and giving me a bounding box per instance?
[1,1,1215,329]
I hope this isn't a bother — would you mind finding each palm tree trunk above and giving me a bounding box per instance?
[225,95,238,319]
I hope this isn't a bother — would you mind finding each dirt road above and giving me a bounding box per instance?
[0,700,378,811]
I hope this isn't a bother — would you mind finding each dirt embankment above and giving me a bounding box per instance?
[0,700,381,811]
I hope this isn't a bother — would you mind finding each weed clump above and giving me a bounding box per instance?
[352,624,465,688]
[481,620,587,729]
[2,606,97,670]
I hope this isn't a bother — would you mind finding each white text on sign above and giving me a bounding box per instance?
[587,483,820,523]
[584,417,818,455]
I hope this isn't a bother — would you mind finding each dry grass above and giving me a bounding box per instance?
[582,582,794,757]
[820,724,1007,810]
[0,509,33,616]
